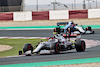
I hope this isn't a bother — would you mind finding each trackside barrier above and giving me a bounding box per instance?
[13,12,32,21]
[88,9,100,18]
[49,10,69,20]
[0,12,13,21]
[32,11,49,20]
[0,9,100,21]
[69,10,88,19]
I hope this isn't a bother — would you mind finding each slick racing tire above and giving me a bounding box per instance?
[23,43,33,53]
[86,26,92,31]
[75,40,86,52]
[54,42,61,54]
[54,27,61,34]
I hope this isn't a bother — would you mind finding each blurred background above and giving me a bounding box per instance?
[0,0,100,12]
[24,0,100,11]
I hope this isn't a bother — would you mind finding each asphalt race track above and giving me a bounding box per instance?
[0,29,100,65]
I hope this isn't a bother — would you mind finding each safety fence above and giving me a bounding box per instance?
[0,9,100,21]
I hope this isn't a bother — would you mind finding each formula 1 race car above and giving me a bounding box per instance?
[19,34,86,56]
[53,21,95,37]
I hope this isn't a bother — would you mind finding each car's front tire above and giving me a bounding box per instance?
[23,43,33,53]
[75,40,86,52]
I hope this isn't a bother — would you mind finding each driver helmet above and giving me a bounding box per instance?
[54,34,60,38]
[71,21,74,24]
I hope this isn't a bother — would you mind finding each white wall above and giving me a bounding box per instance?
[88,9,100,18]
[13,12,32,21]
[49,10,69,20]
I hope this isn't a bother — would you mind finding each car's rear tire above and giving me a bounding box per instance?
[23,43,33,53]
[54,27,61,34]
[54,42,61,54]
[75,40,86,52]
[86,26,92,31]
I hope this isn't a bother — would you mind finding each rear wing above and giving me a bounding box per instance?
[57,22,68,26]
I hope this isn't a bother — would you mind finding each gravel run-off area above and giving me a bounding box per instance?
[0,45,13,52]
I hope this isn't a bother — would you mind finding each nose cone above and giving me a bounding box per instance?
[33,43,44,53]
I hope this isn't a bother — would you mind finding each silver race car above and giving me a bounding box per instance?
[19,34,86,56]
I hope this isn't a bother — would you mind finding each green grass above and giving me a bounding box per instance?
[0,39,46,57]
